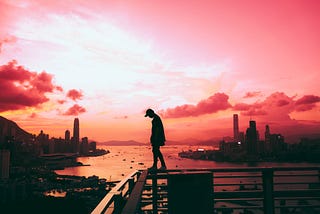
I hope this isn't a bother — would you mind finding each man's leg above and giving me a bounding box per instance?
[152,146,159,168]
[158,148,166,168]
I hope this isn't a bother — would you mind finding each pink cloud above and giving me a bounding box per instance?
[243,91,261,98]
[0,60,61,112]
[234,102,266,116]
[295,95,320,105]
[57,100,66,104]
[0,35,16,53]
[29,113,37,118]
[160,93,232,118]
[277,99,290,107]
[63,104,86,116]
[55,86,63,92]
[234,92,320,120]
[234,92,294,119]
[66,89,83,101]
[293,95,320,112]
[233,103,251,111]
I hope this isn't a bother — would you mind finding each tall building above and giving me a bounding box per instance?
[73,118,80,153]
[265,125,271,152]
[0,150,10,180]
[233,114,239,141]
[73,118,79,143]
[65,130,70,142]
[246,120,258,157]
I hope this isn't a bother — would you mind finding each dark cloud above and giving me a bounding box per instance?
[66,89,83,101]
[243,91,261,98]
[0,60,61,112]
[160,93,232,118]
[63,104,86,116]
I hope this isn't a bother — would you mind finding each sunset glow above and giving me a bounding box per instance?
[1,0,319,143]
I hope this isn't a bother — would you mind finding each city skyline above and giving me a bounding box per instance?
[0,0,319,142]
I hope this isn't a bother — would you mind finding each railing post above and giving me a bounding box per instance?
[262,168,274,214]
[128,178,134,194]
[113,192,123,214]
[151,172,158,213]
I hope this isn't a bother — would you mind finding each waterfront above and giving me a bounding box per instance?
[55,145,319,182]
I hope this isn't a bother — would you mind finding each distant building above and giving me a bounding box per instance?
[72,118,80,153]
[73,118,80,143]
[265,125,271,152]
[80,137,89,155]
[245,120,258,157]
[238,132,245,144]
[65,130,70,142]
[233,114,239,141]
[0,150,10,180]
[89,141,97,152]
[264,125,286,155]
[270,133,285,154]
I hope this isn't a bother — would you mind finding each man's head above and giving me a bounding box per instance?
[144,108,155,118]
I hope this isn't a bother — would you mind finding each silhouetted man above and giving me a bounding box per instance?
[145,108,167,171]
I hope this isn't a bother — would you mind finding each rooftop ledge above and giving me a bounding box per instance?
[92,167,320,214]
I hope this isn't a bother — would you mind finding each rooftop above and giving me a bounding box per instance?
[92,166,320,214]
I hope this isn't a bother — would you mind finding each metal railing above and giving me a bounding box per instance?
[91,170,142,214]
[93,167,320,214]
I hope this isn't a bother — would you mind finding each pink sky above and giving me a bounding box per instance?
[0,0,319,143]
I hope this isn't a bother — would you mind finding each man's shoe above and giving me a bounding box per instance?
[159,166,167,171]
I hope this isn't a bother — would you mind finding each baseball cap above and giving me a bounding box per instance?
[144,109,154,117]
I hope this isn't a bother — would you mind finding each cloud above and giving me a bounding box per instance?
[243,91,262,98]
[294,95,320,112]
[114,115,128,119]
[295,95,320,105]
[160,93,232,118]
[63,104,86,116]
[234,102,266,116]
[55,86,63,92]
[234,92,320,120]
[0,35,16,53]
[0,60,61,112]
[277,99,290,107]
[234,92,293,118]
[57,100,66,104]
[66,89,83,101]
[29,113,37,118]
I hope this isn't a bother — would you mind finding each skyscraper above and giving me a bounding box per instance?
[233,114,239,141]
[73,118,80,153]
[73,118,79,143]
[246,120,258,157]
[265,125,271,152]
[65,130,70,142]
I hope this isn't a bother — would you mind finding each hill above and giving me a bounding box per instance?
[0,115,33,144]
